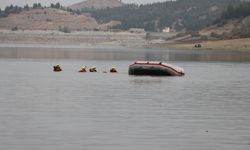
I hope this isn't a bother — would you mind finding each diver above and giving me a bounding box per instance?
[79,65,87,72]
[53,64,62,72]
[89,66,97,72]
[110,67,118,73]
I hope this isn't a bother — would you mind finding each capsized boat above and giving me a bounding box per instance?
[129,61,185,76]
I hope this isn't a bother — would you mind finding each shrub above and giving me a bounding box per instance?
[11,26,18,31]
[175,32,188,37]
[210,32,222,39]
[231,26,250,38]
[59,26,71,33]
[190,31,200,37]
[201,35,208,40]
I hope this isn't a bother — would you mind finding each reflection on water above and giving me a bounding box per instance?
[1,45,250,61]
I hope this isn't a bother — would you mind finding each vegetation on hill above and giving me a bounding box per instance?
[0,5,23,17]
[1,0,249,34]
[69,0,124,10]
[222,2,250,20]
[0,3,99,31]
[85,0,242,31]
[0,2,64,18]
[210,2,250,39]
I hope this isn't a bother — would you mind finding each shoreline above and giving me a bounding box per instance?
[0,30,250,51]
[0,29,148,48]
[156,38,250,51]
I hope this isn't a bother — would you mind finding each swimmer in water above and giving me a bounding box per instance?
[79,65,87,72]
[89,66,97,72]
[53,64,62,72]
[110,67,118,73]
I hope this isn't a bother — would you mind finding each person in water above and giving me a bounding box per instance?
[89,66,97,72]
[53,64,62,72]
[110,67,118,73]
[79,65,87,72]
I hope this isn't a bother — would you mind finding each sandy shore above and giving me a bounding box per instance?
[0,30,148,48]
[153,38,250,51]
[1,30,250,51]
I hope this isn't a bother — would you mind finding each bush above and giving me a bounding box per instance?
[231,26,250,38]
[201,35,208,40]
[221,32,231,39]
[190,31,200,37]
[59,26,71,33]
[194,43,202,48]
[175,32,188,37]
[210,32,222,39]
[11,26,18,31]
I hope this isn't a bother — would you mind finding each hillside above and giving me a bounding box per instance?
[69,0,124,10]
[158,2,250,51]
[199,2,250,39]
[200,16,250,37]
[0,8,98,31]
[87,0,242,31]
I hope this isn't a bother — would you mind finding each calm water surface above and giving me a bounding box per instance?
[0,45,250,150]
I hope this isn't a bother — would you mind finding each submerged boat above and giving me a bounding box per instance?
[129,61,185,76]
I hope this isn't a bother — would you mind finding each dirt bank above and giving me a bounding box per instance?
[153,38,250,51]
[0,30,147,47]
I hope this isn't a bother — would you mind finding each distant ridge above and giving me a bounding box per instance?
[69,0,124,10]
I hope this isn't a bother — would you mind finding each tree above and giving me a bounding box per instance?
[4,6,11,15]
[24,4,29,11]
[50,3,55,8]
[76,9,81,15]
[38,3,42,8]
[224,4,234,19]
[55,2,61,9]
[33,3,38,9]
[221,2,250,20]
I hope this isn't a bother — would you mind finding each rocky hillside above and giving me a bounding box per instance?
[0,8,98,31]
[69,0,124,10]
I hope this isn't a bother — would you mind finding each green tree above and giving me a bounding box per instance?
[55,2,61,9]
[76,9,81,15]
[222,4,234,19]
[4,6,10,15]
[24,4,29,11]
[38,3,42,8]
[33,3,38,9]
[50,3,55,8]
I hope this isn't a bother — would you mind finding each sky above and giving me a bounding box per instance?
[0,0,168,9]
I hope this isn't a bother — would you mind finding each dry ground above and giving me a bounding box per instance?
[158,38,250,51]
[0,8,98,31]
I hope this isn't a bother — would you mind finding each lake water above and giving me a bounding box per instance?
[0,45,250,150]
